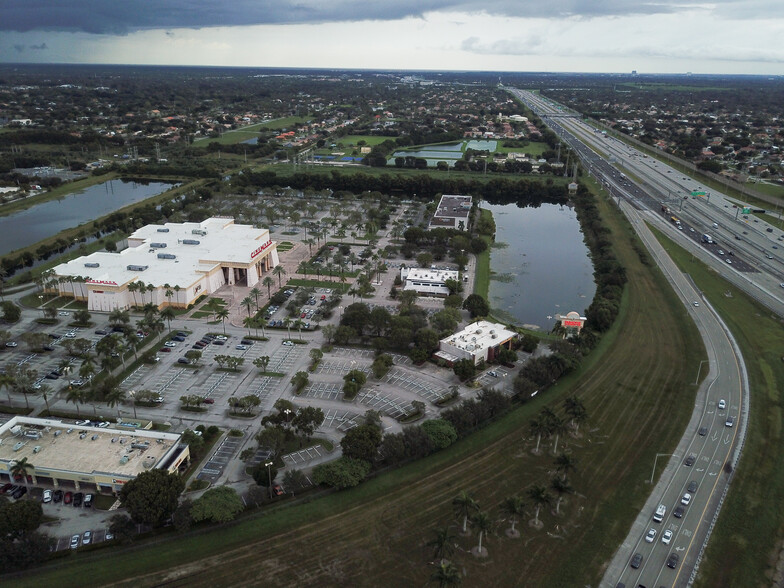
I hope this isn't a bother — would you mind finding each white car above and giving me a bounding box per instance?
[718,399,726,410]
[717,250,724,255]
[5,341,17,348]
[235,344,248,351]
[42,489,52,503]
[662,529,673,545]
[282,340,294,346]
[82,530,92,545]
[58,311,70,316]
[645,528,657,543]
[693,301,699,307]
[681,493,692,506]
[164,341,177,348]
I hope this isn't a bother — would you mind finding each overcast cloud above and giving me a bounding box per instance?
[1,1,782,74]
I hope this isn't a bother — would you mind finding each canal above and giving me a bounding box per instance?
[483,202,596,331]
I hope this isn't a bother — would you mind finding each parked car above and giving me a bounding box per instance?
[172,335,186,342]
[177,358,190,365]
[240,340,253,345]
[202,398,215,404]
[282,340,294,346]
[53,489,64,503]
[42,489,52,503]
[159,347,172,353]
[73,492,83,507]
[176,331,188,338]
[95,329,108,335]
[164,341,177,348]
[213,339,225,345]
[82,530,92,545]
[272,484,284,496]
[12,486,27,499]
[70,534,80,549]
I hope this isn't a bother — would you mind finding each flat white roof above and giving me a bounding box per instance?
[0,417,183,479]
[402,267,459,283]
[54,217,271,288]
[441,320,517,352]
[433,194,472,220]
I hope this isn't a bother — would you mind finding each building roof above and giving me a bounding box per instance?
[0,417,183,479]
[440,320,517,353]
[54,217,271,288]
[433,195,472,221]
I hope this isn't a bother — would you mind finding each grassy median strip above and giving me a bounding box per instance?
[649,225,784,588]
[16,192,704,587]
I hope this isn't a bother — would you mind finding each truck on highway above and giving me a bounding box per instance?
[702,234,714,244]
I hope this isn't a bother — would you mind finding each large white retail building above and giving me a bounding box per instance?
[436,320,517,365]
[51,217,279,311]
[400,267,460,297]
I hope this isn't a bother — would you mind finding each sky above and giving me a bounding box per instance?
[2,1,783,75]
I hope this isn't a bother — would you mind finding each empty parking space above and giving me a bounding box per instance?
[356,390,409,419]
[202,372,238,401]
[120,365,153,391]
[243,375,280,405]
[321,409,361,432]
[267,346,303,372]
[303,381,343,401]
[283,445,324,465]
[197,435,242,483]
[315,360,372,376]
[384,368,448,403]
[331,347,411,365]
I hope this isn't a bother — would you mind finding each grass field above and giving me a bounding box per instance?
[16,185,705,587]
[650,227,784,587]
[192,116,311,146]
[336,135,391,147]
[493,141,550,156]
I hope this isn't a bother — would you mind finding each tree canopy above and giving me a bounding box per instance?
[119,469,185,527]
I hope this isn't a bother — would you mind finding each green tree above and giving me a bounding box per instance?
[273,265,286,288]
[527,484,552,528]
[427,525,457,563]
[191,486,244,523]
[564,394,588,434]
[253,355,271,373]
[500,495,526,537]
[312,457,370,489]
[262,276,275,298]
[342,368,367,400]
[251,461,278,487]
[119,469,185,527]
[550,476,573,515]
[215,307,229,335]
[554,452,577,480]
[471,510,492,556]
[462,294,490,318]
[429,560,461,587]
[290,371,309,394]
[339,423,381,463]
[10,457,34,485]
[421,419,458,450]
[452,490,479,534]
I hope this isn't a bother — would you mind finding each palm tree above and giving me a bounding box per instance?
[0,371,14,403]
[452,490,479,534]
[427,526,457,563]
[273,265,286,288]
[500,495,526,537]
[263,276,275,298]
[283,317,292,340]
[39,384,53,413]
[250,287,261,308]
[160,306,176,333]
[429,561,461,587]
[554,452,577,480]
[564,395,588,434]
[105,388,126,417]
[241,295,255,319]
[243,316,255,337]
[527,485,552,528]
[529,416,549,454]
[256,316,267,338]
[216,307,230,334]
[471,510,492,556]
[549,414,566,454]
[66,387,85,416]
[10,456,35,486]
[550,476,573,515]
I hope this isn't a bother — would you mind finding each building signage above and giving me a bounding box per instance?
[87,279,118,286]
[112,479,126,485]
[250,240,272,260]
[563,320,583,327]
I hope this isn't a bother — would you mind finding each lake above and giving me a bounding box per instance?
[483,202,596,330]
[0,179,177,256]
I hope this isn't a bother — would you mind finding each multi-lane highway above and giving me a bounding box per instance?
[507,88,755,587]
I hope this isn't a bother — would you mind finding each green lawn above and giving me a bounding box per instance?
[335,135,391,147]
[650,226,784,588]
[15,181,705,588]
[493,141,550,156]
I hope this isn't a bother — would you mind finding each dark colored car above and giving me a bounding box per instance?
[63,491,73,504]
[73,492,83,507]
[159,347,172,353]
[202,398,214,404]
[95,329,108,335]
[687,480,698,493]
[176,332,188,337]
[630,553,643,569]
[213,339,225,345]
[684,454,696,466]
[53,489,64,503]
[0,483,12,494]
[673,506,685,518]
[241,340,253,345]
[177,358,190,365]
[698,426,708,436]
[666,553,679,569]
[172,335,185,342]
[12,486,28,499]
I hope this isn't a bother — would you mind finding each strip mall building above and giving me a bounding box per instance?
[52,217,279,311]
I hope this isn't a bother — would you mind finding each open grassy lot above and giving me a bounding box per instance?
[336,135,391,147]
[15,187,704,587]
[493,141,550,156]
[650,227,784,588]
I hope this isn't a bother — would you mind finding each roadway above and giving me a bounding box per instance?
[507,88,752,587]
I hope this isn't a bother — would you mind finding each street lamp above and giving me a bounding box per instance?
[265,460,274,499]
[283,408,292,423]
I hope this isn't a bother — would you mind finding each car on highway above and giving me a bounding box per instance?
[726,415,735,427]
[673,506,685,518]
[693,301,699,307]
[662,529,673,545]
[667,553,680,569]
[70,534,80,549]
[681,493,692,506]
[688,480,698,493]
[645,528,657,543]
[630,553,643,569]
[718,399,726,409]
[717,249,724,255]
[726,259,732,264]
[684,454,696,466]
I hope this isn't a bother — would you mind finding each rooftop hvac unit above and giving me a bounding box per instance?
[150,242,167,248]
[13,442,25,451]
[84,262,100,268]
[131,442,150,450]
[157,253,176,259]
[472,337,477,342]
[492,334,497,339]
[119,455,129,464]
[156,228,170,233]
[33,446,41,453]
[182,239,200,245]
[127,264,149,272]
[192,229,207,236]
[490,329,496,334]
[476,329,482,334]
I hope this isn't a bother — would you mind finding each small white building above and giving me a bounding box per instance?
[400,267,459,297]
[51,217,279,312]
[436,320,517,365]
[428,194,472,231]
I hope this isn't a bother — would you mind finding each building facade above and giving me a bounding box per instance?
[400,267,460,297]
[428,194,472,231]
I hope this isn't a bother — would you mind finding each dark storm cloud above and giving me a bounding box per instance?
[2,0,711,33]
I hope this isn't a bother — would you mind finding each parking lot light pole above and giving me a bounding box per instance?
[650,453,673,484]
[265,460,274,499]
[283,408,292,423]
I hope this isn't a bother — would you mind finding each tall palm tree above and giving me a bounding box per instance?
[262,276,275,298]
[529,416,549,454]
[283,317,292,340]
[273,265,286,288]
[105,388,126,417]
[471,510,492,556]
[216,307,230,335]
[241,295,255,319]
[452,490,479,534]
[554,452,577,479]
[429,561,461,587]
[10,457,34,486]
[550,476,573,515]
[160,306,176,333]
[250,287,261,308]
[564,395,588,434]
[66,387,85,416]
[256,316,267,338]
[39,384,53,413]
[549,414,566,454]
[427,526,457,563]
[0,371,14,403]
[243,316,254,337]
[500,495,526,536]
[527,485,552,527]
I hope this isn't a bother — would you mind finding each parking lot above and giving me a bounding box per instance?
[320,408,361,432]
[197,434,243,484]
[383,368,448,403]
[355,389,410,419]
[302,382,343,401]
[315,360,372,376]
[282,445,324,466]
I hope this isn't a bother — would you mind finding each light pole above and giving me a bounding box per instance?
[283,408,292,424]
[265,460,274,499]
[695,360,709,385]
[650,453,673,484]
